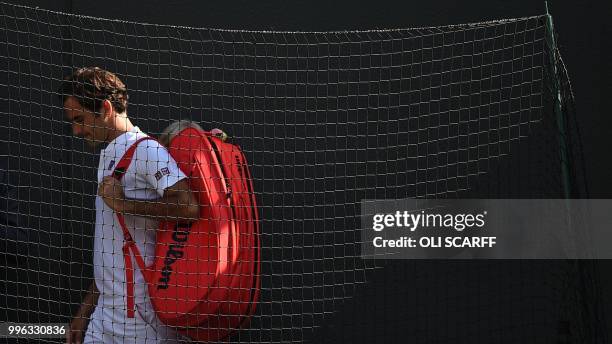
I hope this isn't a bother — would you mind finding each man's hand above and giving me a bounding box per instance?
[99,176,199,221]
[98,176,126,212]
[66,282,99,344]
[66,316,89,344]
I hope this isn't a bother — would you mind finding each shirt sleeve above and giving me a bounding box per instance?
[133,139,187,197]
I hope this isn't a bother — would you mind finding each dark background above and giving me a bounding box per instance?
[62,0,612,199]
[7,0,610,196]
[1,0,611,342]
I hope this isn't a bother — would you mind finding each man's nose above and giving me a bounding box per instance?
[72,123,83,137]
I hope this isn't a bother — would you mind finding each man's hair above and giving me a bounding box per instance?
[158,120,203,147]
[60,67,128,114]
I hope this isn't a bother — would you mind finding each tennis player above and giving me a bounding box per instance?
[61,67,199,344]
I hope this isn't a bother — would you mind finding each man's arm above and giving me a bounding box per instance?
[74,281,99,318]
[66,281,99,344]
[99,177,199,222]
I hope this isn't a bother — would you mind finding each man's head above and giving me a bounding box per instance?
[158,120,203,147]
[61,67,129,148]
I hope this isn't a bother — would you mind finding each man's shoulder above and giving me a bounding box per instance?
[130,135,176,168]
[132,135,167,154]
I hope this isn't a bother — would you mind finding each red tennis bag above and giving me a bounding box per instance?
[113,127,261,342]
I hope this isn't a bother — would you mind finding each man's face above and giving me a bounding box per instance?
[63,96,108,148]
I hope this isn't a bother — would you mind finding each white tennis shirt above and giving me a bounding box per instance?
[94,126,186,322]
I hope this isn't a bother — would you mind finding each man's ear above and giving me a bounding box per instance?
[100,99,114,118]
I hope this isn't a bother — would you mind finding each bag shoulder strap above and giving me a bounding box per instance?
[113,137,155,180]
[110,136,156,318]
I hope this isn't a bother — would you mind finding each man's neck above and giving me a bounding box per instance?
[106,116,135,143]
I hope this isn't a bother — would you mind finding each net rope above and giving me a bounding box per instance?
[0,3,604,343]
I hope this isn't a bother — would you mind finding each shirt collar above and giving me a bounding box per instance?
[102,126,143,157]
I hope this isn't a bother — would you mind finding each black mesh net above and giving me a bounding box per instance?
[0,3,605,343]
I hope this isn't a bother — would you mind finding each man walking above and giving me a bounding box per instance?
[61,67,199,343]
